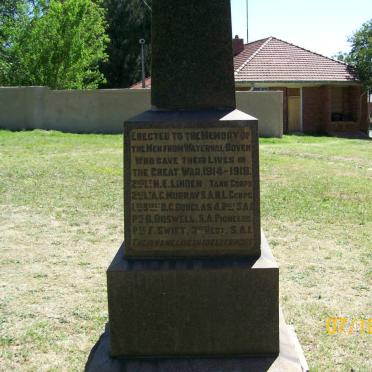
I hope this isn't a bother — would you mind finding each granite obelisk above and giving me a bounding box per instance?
[86,0,308,370]
[151,0,236,110]
[108,0,278,356]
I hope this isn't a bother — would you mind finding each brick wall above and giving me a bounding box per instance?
[302,85,369,133]
[342,87,352,117]
[302,87,327,132]
[327,85,369,133]
[238,84,368,134]
[321,86,332,130]
[349,86,360,122]
[358,88,370,133]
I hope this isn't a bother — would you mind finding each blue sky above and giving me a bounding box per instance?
[231,0,372,57]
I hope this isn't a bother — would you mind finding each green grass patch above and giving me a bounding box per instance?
[0,130,371,370]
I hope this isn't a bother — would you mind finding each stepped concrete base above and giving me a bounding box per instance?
[107,233,279,357]
[85,309,308,372]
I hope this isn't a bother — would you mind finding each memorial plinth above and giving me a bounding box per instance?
[86,309,308,372]
[108,233,278,357]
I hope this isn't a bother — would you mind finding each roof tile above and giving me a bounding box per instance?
[234,37,357,83]
[131,37,357,88]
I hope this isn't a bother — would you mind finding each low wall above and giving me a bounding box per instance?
[0,87,283,137]
[236,91,283,137]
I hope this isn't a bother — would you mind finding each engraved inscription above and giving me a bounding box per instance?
[129,127,255,252]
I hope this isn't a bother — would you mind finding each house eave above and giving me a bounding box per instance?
[235,80,361,88]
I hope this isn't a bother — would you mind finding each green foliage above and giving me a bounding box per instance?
[0,0,109,89]
[0,0,28,84]
[333,52,349,63]
[335,19,372,91]
[348,19,372,91]
[101,0,151,88]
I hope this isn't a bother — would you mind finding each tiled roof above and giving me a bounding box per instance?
[234,37,357,83]
[233,38,268,70]
[131,37,358,88]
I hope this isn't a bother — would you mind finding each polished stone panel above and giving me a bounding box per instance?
[124,109,261,258]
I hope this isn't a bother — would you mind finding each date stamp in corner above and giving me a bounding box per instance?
[326,317,372,335]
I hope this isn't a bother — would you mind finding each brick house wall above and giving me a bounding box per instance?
[271,86,331,133]
[302,85,368,133]
[352,86,369,133]
[237,84,369,134]
[326,85,368,132]
[302,87,326,132]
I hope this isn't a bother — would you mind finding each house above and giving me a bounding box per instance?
[131,36,369,135]
[232,36,369,134]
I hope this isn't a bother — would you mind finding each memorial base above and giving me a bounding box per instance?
[85,310,308,372]
[106,232,279,357]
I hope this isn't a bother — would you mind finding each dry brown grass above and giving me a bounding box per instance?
[0,131,371,371]
[0,206,120,371]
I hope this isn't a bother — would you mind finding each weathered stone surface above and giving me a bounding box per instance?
[85,311,307,372]
[151,0,236,110]
[124,109,261,258]
[107,232,278,358]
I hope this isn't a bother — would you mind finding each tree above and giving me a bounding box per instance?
[1,0,109,89]
[0,1,28,84]
[101,0,151,88]
[348,19,372,91]
[1,1,53,85]
[335,19,372,91]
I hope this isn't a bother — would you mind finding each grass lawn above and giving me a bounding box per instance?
[0,130,371,371]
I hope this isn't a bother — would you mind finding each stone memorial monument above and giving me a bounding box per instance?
[86,0,308,370]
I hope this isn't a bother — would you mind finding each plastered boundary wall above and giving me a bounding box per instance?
[0,87,283,137]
